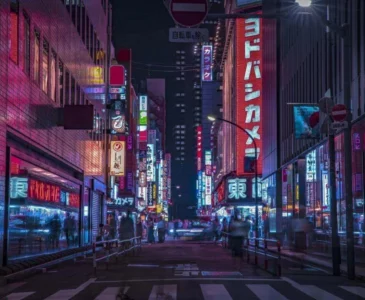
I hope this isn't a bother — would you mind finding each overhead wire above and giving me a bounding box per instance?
[132,60,199,68]
[132,67,200,73]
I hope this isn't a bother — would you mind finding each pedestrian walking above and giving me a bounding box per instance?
[157,217,166,243]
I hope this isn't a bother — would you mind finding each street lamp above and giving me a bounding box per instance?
[208,115,260,239]
[295,0,312,7]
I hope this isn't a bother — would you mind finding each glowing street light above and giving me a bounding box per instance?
[207,115,216,122]
[295,0,312,7]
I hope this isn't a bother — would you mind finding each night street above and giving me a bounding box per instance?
[1,241,365,299]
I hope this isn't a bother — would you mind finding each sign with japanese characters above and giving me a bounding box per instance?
[236,16,263,175]
[201,45,212,81]
[205,176,212,205]
[225,176,262,203]
[147,182,154,206]
[197,126,202,171]
[205,150,212,176]
[139,96,148,141]
[112,197,134,207]
[169,28,209,43]
[166,153,172,201]
[146,144,155,182]
[110,141,125,176]
[305,150,317,182]
[110,100,127,134]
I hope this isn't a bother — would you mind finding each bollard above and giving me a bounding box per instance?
[254,239,258,265]
[264,240,268,270]
[277,241,282,277]
[92,243,97,276]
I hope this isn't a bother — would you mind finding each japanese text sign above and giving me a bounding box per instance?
[225,176,262,203]
[110,141,125,176]
[201,45,212,81]
[236,16,263,175]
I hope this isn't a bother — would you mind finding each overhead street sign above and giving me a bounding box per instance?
[169,0,209,27]
[331,104,347,122]
[169,27,209,42]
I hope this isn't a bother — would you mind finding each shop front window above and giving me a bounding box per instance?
[8,156,80,260]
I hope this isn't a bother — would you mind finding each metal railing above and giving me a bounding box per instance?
[92,236,142,275]
[221,232,282,276]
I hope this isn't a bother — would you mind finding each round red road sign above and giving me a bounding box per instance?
[331,104,347,122]
[169,0,208,27]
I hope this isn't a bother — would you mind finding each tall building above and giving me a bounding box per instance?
[1,0,111,265]
[261,0,365,244]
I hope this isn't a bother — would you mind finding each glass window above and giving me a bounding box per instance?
[85,15,90,52]
[33,30,40,83]
[9,0,19,64]
[58,61,64,106]
[8,156,80,261]
[50,50,57,101]
[42,39,49,93]
[23,11,30,75]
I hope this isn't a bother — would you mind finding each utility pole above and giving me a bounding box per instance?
[342,0,355,279]
[326,1,341,277]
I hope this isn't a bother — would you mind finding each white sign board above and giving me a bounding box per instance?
[110,141,125,176]
[169,28,209,43]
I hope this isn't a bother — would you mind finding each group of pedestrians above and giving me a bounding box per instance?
[147,217,166,244]
[48,213,77,249]
[226,214,253,257]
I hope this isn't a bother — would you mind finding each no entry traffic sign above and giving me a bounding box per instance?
[169,0,209,27]
[331,104,347,122]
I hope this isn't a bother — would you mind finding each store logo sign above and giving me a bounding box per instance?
[10,177,28,198]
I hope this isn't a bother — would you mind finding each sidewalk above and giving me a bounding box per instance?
[267,246,365,279]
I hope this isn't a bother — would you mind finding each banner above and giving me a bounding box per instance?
[110,141,125,176]
[293,105,320,139]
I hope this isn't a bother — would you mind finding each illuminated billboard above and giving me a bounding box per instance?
[205,175,212,205]
[201,45,212,81]
[139,95,148,142]
[236,16,263,175]
[205,150,212,176]
[166,153,171,201]
[110,141,125,176]
[146,144,155,182]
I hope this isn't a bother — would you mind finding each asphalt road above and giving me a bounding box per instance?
[1,240,365,299]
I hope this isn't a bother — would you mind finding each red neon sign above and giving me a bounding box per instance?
[236,15,263,175]
[29,178,60,204]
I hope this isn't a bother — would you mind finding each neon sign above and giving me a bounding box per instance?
[197,126,202,171]
[236,16,263,175]
[201,45,212,81]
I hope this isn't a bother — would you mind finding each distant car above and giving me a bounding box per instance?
[174,221,214,241]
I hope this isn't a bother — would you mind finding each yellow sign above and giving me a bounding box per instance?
[156,204,162,213]
[90,66,104,84]
[110,141,125,176]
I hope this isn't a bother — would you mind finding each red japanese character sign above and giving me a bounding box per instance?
[235,16,263,175]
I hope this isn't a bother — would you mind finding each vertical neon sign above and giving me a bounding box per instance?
[236,16,263,175]
[201,45,213,81]
[197,126,202,171]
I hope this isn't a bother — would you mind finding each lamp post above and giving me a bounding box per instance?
[208,115,260,239]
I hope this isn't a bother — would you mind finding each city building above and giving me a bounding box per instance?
[211,0,264,230]
[2,0,111,265]
[261,0,365,246]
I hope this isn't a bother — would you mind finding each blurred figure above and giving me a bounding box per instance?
[147,217,155,243]
[70,215,77,246]
[173,219,179,240]
[136,218,143,240]
[212,216,220,242]
[222,217,228,232]
[63,213,73,247]
[230,214,245,257]
[108,214,116,239]
[157,217,166,243]
[49,214,61,249]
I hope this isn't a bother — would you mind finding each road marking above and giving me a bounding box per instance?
[95,287,122,300]
[282,277,342,300]
[172,3,206,13]
[201,271,242,277]
[0,282,26,296]
[44,278,96,300]
[200,284,232,300]
[247,284,289,300]
[127,264,159,268]
[94,278,282,283]
[3,292,35,300]
[340,286,365,297]
[148,285,177,300]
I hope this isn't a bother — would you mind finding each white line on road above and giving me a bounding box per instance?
[44,278,96,300]
[340,286,365,298]
[2,292,35,300]
[127,264,159,268]
[200,284,232,300]
[94,278,282,283]
[247,284,289,300]
[172,3,205,12]
[95,287,123,300]
[148,285,177,300]
[282,277,342,300]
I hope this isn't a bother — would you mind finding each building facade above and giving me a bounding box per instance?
[262,0,365,245]
[1,0,111,265]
